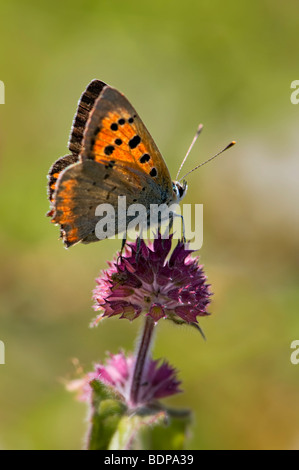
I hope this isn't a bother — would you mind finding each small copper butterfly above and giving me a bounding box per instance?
[47,80,235,247]
[47,80,189,247]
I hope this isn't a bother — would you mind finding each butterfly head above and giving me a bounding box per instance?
[172,180,188,203]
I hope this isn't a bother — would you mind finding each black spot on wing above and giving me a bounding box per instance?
[129,135,141,149]
[140,153,150,164]
[104,145,115,156]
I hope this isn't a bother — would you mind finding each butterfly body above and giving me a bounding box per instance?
[48,80,187,247]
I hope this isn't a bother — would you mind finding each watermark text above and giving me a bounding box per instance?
[290,340,299,364]
[94,197,203,249]
[0,340,5,364]
[290,80,299,104]
[0,81,4,104]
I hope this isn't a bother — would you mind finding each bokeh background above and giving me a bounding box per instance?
[0,0,298,450]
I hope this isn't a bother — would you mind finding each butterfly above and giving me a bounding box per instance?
[47,80,188,247]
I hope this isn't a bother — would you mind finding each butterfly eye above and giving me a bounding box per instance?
[178,185,185,198]
[172,182,179,197]
[172,182,187,201]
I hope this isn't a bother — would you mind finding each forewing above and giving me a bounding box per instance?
[81,85,173,205]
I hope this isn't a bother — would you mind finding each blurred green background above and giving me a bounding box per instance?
[0,0,298,450]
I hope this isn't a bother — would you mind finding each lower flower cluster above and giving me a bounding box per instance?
[70,351,181,409]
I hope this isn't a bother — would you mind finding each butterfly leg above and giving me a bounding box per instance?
[135,235,141,262]
[120,234,127,254]
[180,214,186,242]
[161,212,173,239]
[172,213,186,242]
[156,210,173,240]
[117,233,127,265]
[162,212,186,242]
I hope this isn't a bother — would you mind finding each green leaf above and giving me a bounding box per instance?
[142,407,192,450]
[109,406,192,450]
[109,409,167,450]
[86,380,127,450]
[85,380,192,450]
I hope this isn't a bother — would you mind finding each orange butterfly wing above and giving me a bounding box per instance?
[49,82,174,247]
[81,85,173,201]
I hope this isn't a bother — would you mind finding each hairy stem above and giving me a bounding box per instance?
[130,316,155,406]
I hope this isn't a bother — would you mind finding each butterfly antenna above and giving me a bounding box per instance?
[175,124,204,181]
[178,141,236,182]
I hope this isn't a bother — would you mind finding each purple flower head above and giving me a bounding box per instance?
[70,351,181,409]
[92,234,212,325]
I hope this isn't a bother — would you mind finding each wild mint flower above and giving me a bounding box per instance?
[69,351,181,409]
[92,234,212,325]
